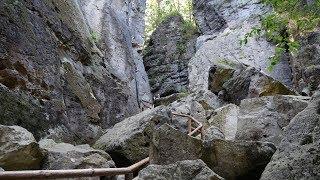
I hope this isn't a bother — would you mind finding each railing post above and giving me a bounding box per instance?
[200,126,204,139]
[188,118,192,134]
[125,173,133,180]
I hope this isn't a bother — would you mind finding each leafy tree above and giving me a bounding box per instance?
[241,0,320,70]
[145,0,197,41]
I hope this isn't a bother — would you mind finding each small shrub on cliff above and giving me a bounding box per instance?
[241,0,320,70]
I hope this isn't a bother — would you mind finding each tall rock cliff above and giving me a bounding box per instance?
[291,30,320,95]
[143,15,198,98]
[0,0,151,143]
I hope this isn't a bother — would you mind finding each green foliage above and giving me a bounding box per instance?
[145,0,198,56]
[241,0,320,71]
[145,0,197,41]
[176,18,198,55]
[240,27,262,45]
[181,18,198,39]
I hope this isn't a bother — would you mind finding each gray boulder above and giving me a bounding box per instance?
[0,125,43,170]
[150,124,203,165]
[261,91,320,179]
[222,67,295,105]
[208,104,239,140]
[195,34,218,50]
[203,126,225,142]
[40,139,115,170]
[94,106,171,166]
[168,90,224,133]
[236,95,309,145]
[194,60,295,105]
[202,139,276,180]
[136,159,224,180]
[207,64,240,95]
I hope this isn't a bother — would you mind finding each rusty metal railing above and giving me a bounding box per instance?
[172,112,204,139]
[0,112,203,180]
[0,157,149,180]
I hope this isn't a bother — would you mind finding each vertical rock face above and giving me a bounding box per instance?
[291,30,320,96]
[144,15,198,97]
[189,0,293,92]
[0,0,150,143]
[0,85,51,140]
[79,0,152,106]
[193,0,227,35]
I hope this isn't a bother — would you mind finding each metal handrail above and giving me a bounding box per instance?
[0,158,149,179]
[0,112,203,180]
[172,112,204,138]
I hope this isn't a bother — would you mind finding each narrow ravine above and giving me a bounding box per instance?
[0,0,319,180]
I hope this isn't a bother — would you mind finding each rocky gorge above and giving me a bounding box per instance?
[0,0,319,180]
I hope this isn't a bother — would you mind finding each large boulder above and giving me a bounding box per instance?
[39,139,115,170]
[202,139,276,180]
[195,60,295,105]
[189,0,293,93]
[207,63,240,95]
[208,104,239,140]
[206,64,295,105]
[136,159,224,180]
[203,126,225,143]
[222,67,295,105]
[236,95,309,145]
[150,124,203,165]
[261,91,320,179]
[168,90,224,133]
[143,15,197,97]
[94,106,171,167]
[0,125,43,170]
